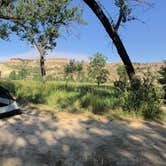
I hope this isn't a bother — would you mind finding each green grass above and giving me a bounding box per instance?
[1,80,166,122]
[0,80,116,112]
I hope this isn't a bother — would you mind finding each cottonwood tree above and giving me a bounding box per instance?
[88,53,109,86]
[83,0,151,81]
[64,59,83,81]
[0,0,15,39]
[0,0,84,82]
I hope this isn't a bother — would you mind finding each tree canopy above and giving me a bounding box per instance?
[64,59,83,81]
[0,0,85,81]
[88,53,109,86]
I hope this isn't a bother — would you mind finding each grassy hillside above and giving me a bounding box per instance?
[0,58,164,81]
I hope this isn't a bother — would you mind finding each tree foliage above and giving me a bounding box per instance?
[64,59,83,81]
[18,68,28,80]
[0,0,15,39]
[0,0,85,82]
[88,53,109,86]
[117,64,128,82]
[9,69,28,80]
[9,70,17,80]
[158,61,166,85]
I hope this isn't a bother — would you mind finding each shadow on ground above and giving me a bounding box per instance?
[0,103,165,166]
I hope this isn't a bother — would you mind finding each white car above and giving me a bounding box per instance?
[0,85,20,115]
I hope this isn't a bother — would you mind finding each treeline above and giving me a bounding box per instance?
[1,58,166,120]
[7,53,111,85]
[1,70,165,120]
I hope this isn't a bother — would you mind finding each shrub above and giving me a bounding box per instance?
[90,95,110,114]
[80,93,91,108]
[115,74,164,119]
[142,86,163,119]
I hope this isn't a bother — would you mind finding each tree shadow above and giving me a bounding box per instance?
[0,104,165,166]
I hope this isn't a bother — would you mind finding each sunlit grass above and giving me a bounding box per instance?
[1,80,166,122]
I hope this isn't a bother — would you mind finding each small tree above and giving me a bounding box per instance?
[158,61,166,85]
[9,70,17,80]
[18,68,28,80]
[64,59,83,81]
[64,59,77,81]
[88,53,109,86]
[75,61,84,81]
[117,64,128,83]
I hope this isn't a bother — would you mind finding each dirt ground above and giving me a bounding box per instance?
[0,104,166,166]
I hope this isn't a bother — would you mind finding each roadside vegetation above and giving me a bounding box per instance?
[1,61,166,121]
[0,0,165,122]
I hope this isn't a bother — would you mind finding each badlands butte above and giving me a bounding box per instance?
[0,58,164,80]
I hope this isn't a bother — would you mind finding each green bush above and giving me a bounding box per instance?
[142,86,163,119]
[80,93,91,108]
[115,74,164,119]
[90,95,109,114]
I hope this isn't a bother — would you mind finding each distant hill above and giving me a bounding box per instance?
[0,58,164,81]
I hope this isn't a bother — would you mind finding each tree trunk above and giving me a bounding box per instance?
[40,54,46,83]
[83,0,135,81]
[32,38,46,83]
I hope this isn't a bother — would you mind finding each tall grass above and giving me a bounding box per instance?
[1,80,116,113]
[0,79,164,120]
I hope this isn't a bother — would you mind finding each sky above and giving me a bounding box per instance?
[0,0,165,63]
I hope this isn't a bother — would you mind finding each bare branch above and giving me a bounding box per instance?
[114,10,123,32]
[132,0,154,8]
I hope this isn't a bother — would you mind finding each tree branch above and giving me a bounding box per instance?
[114,10,123,32]
[32,36,45,56]
[83,0,135,80]
[0,15,21,21]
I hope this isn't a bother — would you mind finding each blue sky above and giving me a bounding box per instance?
[0,0,165,63]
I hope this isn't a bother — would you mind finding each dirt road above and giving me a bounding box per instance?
[0,104,166,166]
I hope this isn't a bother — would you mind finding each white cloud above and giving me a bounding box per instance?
[0,49,90,62]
